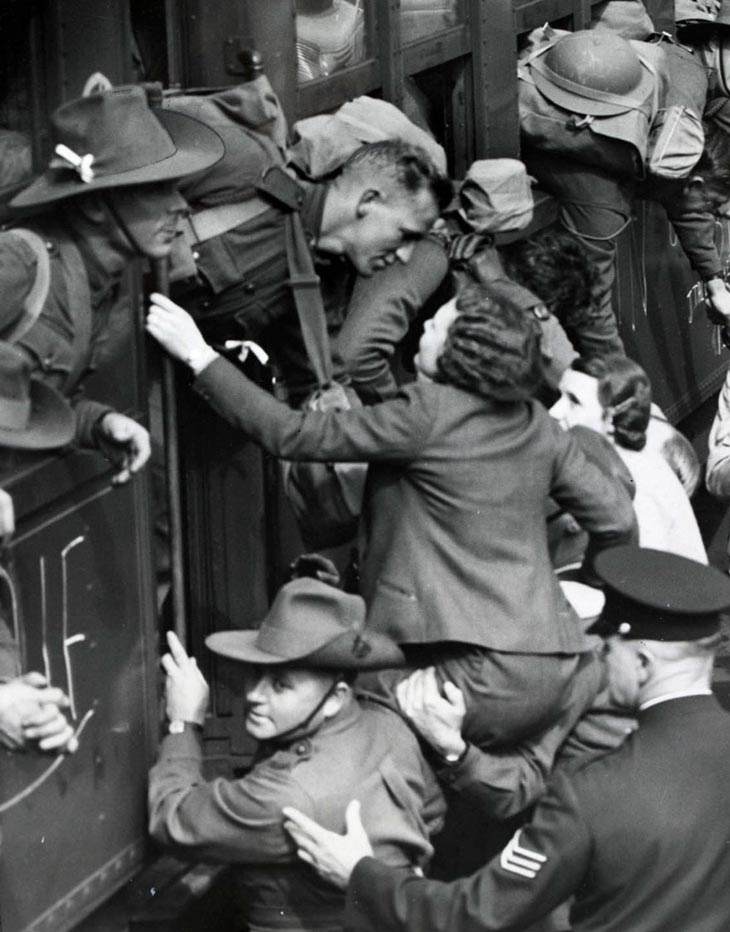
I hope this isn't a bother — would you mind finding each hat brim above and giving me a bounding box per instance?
[10,109,225,209]
[531,55,655,117]
[0,380,74,450]
[206,627,406,671]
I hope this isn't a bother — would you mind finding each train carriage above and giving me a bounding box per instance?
[0,1,726,930]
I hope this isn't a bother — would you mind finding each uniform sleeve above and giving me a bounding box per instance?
[345,768,592,932]
[654,182,723,281]
[72,399,115,449]
[194,357,436,463]
[706,368,730,500]
[548,420,638,578]
[335,239,449,404]
[437,653,602,819]
[148,730,315,864]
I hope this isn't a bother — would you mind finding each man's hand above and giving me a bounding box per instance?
[396,666,467,759]
[146,293,217,373]
[705,278,730,348]
[283,800,373,890]
[161,631,209,726]
[0,676,77,753]
[97,412,151,485]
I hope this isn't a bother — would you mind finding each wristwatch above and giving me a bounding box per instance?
[168,720,202,735]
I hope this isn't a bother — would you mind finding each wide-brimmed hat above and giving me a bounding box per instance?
[530,31,655,117]
[11,85,224,209]
[206,577,406,670]
[0,343,74,450]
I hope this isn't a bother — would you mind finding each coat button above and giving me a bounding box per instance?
[244,282,255,294]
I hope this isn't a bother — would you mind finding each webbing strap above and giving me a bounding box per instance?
[55,236,93,393]
[283,210,333,390]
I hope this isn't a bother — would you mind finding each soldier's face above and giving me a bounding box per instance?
[242,665,336,741]
[346,185,438,276]
[106,182,188,259]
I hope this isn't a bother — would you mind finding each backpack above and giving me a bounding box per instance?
[640,36,708,180]
[519,27,705,181]
[518,29,661,180]
[289,95,447,179]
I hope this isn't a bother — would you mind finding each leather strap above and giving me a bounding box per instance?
[284,209,333,390]
[184,196,272,245]
[55,235,93,394]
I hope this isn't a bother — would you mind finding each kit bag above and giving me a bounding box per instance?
[289,94,447,179]
[518,31,658,178]
[519,28,706,181]
[641,37,707,180]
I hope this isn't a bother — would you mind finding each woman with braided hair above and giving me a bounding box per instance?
[551,355,706,563]
[147,284,636,810]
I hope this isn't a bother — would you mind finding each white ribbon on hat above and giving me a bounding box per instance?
[54,143,95,183]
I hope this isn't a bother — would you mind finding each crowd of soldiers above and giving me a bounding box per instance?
[2,1,730,930]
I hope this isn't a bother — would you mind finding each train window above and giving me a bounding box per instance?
[295,0,369,84]
[0,4,36,197]
[401,0,463,44]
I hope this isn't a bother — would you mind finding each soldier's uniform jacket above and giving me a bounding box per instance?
[174,181,449,406]
[0,218,118,447]
[148,697,444,932]
[345,695,730,932]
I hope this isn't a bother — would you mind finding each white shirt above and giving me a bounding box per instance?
[616,446,707,564]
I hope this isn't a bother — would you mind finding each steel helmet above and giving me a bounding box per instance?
[530,31,655,116]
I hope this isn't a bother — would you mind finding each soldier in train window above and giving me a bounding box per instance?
[0,86,222,482]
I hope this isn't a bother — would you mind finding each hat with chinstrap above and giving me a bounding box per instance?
[11,85,224,209]
[588,546,730,641]
[206,577,405,670]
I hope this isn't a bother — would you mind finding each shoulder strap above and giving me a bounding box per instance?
[284,208,334,390]
[2,228,51,345]
[257,163,335,388]
[55,236,93,393]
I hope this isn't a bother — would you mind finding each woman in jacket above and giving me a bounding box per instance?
[147,285,636,762]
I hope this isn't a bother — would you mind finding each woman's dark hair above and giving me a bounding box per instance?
[500,229,600,334]
[573,354,652,450]
[435,285,543,402]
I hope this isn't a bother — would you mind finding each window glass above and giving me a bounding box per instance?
[401,0,462,43]
[0,6,34,196]
[295,0,367,83]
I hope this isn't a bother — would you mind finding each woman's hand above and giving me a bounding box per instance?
[146,293,217,373]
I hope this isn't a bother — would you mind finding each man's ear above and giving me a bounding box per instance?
[356,188,382,217]
[74,193,108,226]
[636,644,654,686]
[322,681,352,720]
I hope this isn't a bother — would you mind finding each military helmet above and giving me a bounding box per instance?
[531,30,655,117]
